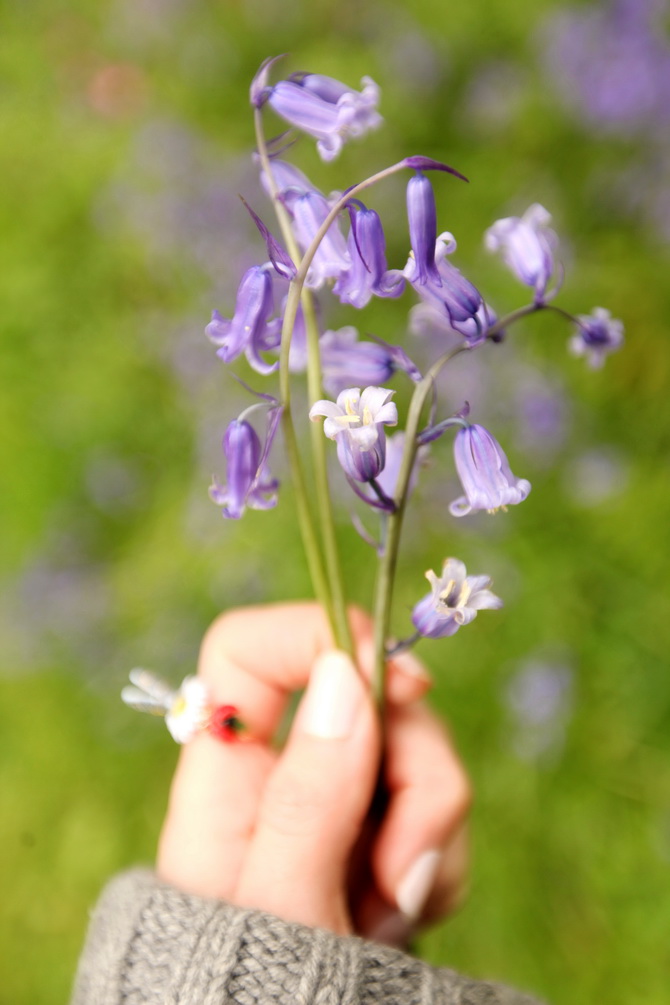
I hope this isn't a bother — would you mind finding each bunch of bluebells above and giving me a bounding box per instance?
[205,56,623,697]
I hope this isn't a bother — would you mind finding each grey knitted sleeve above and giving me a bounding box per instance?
[70,869,545,1005]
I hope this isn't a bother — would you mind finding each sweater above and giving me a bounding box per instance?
[71,869,544,1005]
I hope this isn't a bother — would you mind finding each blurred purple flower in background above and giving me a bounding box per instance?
[412,557,502,638]
[563,447,629,507]
[568,307,624,368]
[485,204,558,303]
[258,69,382,161]
[95,119,258,288]
[503,658,573,762]
[320,327,420,395]
[542,0,670,135]
[512,364,570,462]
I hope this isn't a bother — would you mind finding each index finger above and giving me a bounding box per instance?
[199,602,431,741]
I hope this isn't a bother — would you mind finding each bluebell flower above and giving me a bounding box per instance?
[405,172,440,284]
[412,558,503,639]
[309,386,397,482]
[333,203,405,308]
[405,229,485,339]
[450,423,531,516]
[485,204,558,303]
[410,299,501,349]
[209,407,282,519]
[320,327,420,396]
[259,69,382,161]
[206,265,283,375]
[281,187,350,288]
[568,307,624,368]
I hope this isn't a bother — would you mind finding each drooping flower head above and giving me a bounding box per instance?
[254,61,382,161]
[568,307,624,368]
[403,178,485,339]
[407,232,485,340]
[320,327,421,396]
[412,557,503,639]
[206,265,283,375]
[333,202,405,308]
[281,187,350,289]
[485,203,558,303]
[450,423,531,516]
[210,406,282,519]
[406,172,440,285]
[309,386,398,482]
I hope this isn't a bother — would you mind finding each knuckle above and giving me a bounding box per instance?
[261,769,330,838]
[424,763,472,833]
[201,610,235,652]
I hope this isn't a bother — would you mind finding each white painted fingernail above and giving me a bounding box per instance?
[300,650,364,740]
[396,849,441,920]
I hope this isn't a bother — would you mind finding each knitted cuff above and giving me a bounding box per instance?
[70,869,543,1005]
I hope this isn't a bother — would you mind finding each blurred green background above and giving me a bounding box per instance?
[1,0,669,1001]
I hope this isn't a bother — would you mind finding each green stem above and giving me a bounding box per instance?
[278,285,334,625]
[486,302,543,338]
[254,111,352,652]
[371,296,577,694]
[371,345,468,707]
[303,294,353,654]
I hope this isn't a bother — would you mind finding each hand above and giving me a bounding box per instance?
[157,603,471,942]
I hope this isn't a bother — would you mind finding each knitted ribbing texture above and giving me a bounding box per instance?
[70,869,545,1005]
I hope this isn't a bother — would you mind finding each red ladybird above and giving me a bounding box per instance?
[208,704,243,742]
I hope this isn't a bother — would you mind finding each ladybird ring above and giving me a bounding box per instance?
[121,668,246,744]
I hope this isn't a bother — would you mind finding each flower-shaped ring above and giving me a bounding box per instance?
[121,669,245,743]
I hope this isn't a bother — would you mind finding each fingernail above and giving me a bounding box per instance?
[396,849,441,920]
[300,650,364,740]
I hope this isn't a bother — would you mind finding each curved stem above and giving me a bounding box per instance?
[486,302,543,338]
[371,345,468,707]
[294,160,411,289]
[486,300,580,340]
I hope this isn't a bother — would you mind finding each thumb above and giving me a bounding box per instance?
[233,650,380,933]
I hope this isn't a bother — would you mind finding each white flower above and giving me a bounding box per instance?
[309,386,397,482]
[165,676,212,743]
[122,669,212,744]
